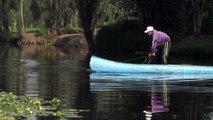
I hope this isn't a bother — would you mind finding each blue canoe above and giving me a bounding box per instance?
[90,55,213,74]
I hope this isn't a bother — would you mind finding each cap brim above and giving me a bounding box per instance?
[144,30,149,33]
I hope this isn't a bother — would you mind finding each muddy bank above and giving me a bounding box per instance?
[54,34,88,47]
[16,33,88,48]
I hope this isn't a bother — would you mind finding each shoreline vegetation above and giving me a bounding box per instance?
[5,20,213,60]
[0,0,212,59]
[0,0,212,58]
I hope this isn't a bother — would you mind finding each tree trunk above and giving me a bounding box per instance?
[52,0,58,35]
[48,0,59,35]
[19,0,25,34]
[191,0,206,38]
[78,0,99,51]
[0,0,9,42]
[72,9,79,28]
[18,0,27,42]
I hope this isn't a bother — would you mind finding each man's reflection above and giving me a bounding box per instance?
[144,81,170,120]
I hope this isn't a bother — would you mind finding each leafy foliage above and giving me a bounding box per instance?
[0,0,213,46]
[96,20,150,52]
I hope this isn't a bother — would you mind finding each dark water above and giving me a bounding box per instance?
[0,45,212,120]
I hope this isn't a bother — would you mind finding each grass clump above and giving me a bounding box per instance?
[25,28,47,35]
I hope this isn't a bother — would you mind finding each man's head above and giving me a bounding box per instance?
[144,26,154,36]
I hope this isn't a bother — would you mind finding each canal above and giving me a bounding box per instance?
[0,45,212,120]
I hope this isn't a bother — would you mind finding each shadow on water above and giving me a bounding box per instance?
[0,45,212,120]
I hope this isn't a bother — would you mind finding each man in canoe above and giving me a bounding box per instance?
[144,26,171,64]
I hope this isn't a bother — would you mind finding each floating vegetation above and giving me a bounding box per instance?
[0,92,63,120]
[0,92,92,119]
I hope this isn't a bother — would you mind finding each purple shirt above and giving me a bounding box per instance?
[150,30,170,53]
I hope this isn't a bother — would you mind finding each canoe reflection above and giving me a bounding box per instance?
[90,73,213,120]
[90,73,213,92]
[90,73,213,81]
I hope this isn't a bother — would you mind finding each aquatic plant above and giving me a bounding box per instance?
[0,92,63,119]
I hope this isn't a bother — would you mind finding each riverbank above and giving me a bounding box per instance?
[9,27,88,48]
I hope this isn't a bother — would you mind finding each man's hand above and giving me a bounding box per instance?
[148,52,156,57]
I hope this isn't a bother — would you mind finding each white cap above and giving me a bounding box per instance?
[144,26,154,33]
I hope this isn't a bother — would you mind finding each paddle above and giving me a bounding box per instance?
[123,55,155,64]
[123,55,147,63]
[123,51,155,63]
[143,56,154,64]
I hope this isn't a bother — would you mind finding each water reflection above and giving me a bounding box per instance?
[90,74,171,120]
[90,73,213,120]
[24,59,39,97]
[144,81,169,120]
[90,73,213,92]
[0,45,91,119]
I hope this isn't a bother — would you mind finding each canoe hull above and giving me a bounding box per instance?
[90,56,213,74]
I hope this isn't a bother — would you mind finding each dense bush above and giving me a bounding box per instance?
[95,20,151,52]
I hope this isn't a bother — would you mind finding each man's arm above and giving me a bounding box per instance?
[149,39,158,57]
